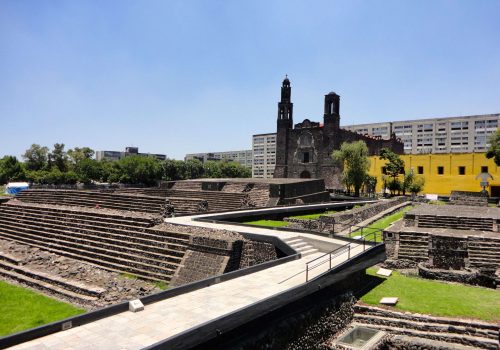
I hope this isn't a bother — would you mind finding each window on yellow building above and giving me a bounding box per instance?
[437,166,444,175]
[459,166,466,175]
[481,166,488,173]
[418,166,424,174]
[381,167,387,174]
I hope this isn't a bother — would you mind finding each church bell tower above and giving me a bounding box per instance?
[274,76,294,178]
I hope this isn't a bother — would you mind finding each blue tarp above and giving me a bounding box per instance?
[5,182,29,195]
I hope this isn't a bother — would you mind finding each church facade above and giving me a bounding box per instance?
[273,77,404,189]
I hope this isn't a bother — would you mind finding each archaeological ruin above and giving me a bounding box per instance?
[384,204,500,288]
[0,180,499,350]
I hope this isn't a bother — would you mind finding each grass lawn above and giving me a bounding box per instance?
[288,210,338,220]
[0,281,85,336]
[244,219,289,227]
[349,205,413,242]
[361,268,500,322]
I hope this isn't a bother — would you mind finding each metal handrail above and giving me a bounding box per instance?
[305,222,384,281]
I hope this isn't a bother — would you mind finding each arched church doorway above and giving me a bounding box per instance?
[300,170,311,179]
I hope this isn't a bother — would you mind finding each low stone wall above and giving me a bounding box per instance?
[418,263,495,288]
[285,197,408,234]
[281,191,331,205]
[449,190,488,207]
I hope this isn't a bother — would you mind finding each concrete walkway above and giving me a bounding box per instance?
[10,206,370,350]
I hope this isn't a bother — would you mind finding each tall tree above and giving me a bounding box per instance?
[23,144,49,171]
[486,128,500,166]
[74,158,102,184]
[67,147,95,166]
[379,148,405,195]
[332,141,370,197]
[116,155,162,185]
[0,156,25,184]
[49,143,68,172]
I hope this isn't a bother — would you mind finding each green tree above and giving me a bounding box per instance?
[486,128,500,166]
[380,148,405,195]
[0,156,25,184]
[67,147,95,167]
[100,160,121,183]
[332,141,370,197]
[202,161,222,178]
[163,159,187,181]
[184,159,204,179]
[218,160,251,178]
[116,155,162,185]
[408,175,425,198]
[364,175,378,197]
[74,158,102,184]
[49,143,68,172]
[402,170,417,196]
[23,144,49,171]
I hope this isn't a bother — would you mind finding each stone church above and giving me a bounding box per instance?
[273,77,404,189]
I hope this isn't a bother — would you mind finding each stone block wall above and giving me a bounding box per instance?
[285,197,408,233]
[449,190,488,207]
[429,235,468,269]
[169,228,277,287]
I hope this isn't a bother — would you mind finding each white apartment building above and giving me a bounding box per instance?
[252,133,276,178]
[96,147,166,161]
[342,114,499,154]
[185,150,253,168]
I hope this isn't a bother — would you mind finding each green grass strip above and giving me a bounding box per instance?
[349,205,413,242]
[244,220,289,227]
[361,268,500,322]
[0,281,85,336]
[288,210,338,220]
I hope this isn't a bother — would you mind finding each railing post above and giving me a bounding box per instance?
[348,245,351,259]
[306,266,308,282]
[329,252,332,269]
[363,238,365,251]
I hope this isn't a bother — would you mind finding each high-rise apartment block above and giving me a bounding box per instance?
[185,150,253,168]
[342,114,499,154]
[252,133,276,178]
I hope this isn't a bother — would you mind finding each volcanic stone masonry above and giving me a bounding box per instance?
[273,77,404,189]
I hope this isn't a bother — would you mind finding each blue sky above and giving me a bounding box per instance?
[1,0,499,160]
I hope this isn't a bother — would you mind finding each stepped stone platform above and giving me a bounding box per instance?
[0,199,281,311]
[352,303,499,349]
[15,189,166,214]
[116,178,330,215]
[449,191,489,207]
[0,239,163,309]
[384,204,500,286]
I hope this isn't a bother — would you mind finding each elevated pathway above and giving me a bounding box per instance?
[8,203,378,350]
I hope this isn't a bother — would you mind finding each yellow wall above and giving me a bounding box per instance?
[369,153,500,196]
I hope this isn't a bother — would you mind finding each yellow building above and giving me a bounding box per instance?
[369,153,500,196]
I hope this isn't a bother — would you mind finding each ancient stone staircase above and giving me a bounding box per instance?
[0,258,104,303]
[172,182,202,190]
[0,203,191,281]
[467,237,500,269]
[15,189,165,215]
[417,215,494,232]
[165,189,253,212]
[283,237,319,257]
[221,183,248,193]
[396,232,429,261]
[353,304,499,350]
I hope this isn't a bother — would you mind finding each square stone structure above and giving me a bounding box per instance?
[273,77,404,189]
